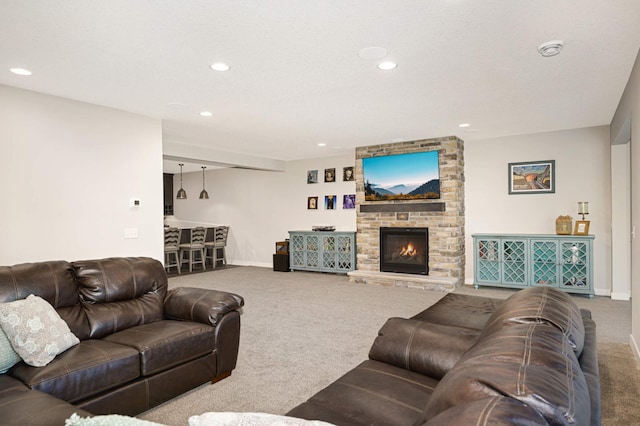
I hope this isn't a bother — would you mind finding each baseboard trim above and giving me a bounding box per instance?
[610,291,631,301]
[232,260,273,268]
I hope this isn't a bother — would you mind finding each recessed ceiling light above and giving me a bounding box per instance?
[377,61,397,70]
[200,111,213,117]
[537,40,564,57]
[210,63,230,71]
[10,68,32,76]
[458,123,470,128]
[358,47,388,60]
[317,143,326,147]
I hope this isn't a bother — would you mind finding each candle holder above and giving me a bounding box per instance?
[574,202,590,235]
[577,201,589,220]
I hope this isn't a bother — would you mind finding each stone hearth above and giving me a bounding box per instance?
[348,136,465,292]
[348,270,458,292]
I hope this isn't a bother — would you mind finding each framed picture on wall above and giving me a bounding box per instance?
[325,195,336,209]
[343,194,355,209]
[307,170,318,184]
[508,160,555,194]
[324,168,336,182]
[307,196,318,209]
[343,167,354,181]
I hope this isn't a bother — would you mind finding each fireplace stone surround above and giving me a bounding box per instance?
[348,136,465,292]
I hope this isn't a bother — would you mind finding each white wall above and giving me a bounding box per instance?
[465,126,612,295]
[0,85,164,264]
[610,143,631,300]
[173,154,357,267]
[611,49,640,359]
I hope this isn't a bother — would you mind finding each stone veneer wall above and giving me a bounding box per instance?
[352,136,465,289]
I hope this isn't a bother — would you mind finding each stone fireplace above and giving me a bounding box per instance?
[348,136,465,292]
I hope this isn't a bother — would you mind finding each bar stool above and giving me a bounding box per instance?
[164,227,181,275]
[179,227,207,272]
[203,227,217,268]
[205,226,228,268]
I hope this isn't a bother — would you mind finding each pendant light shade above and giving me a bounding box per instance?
[199,166,209,199]
[176,163,187,199]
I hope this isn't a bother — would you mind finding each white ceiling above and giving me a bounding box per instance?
[2,1,640,173]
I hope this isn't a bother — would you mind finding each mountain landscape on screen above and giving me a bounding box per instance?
[362,151,440,201]
[365,179,440,201]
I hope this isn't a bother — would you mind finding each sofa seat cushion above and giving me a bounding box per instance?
[422,323,590,425]
[0,387,93,426]
[0,374,29,395]
[287,360,438,426]
[103,320,216,376]
[8,339,140,403]
[410,293,502,331]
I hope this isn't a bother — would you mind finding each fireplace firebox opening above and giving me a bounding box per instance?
[380,227,429,275]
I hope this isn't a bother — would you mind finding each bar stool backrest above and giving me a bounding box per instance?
[164,228,181,251]
[190,227,206,249]
[214,226,229,247]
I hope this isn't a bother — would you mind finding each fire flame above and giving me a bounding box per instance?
[400,243,417,257]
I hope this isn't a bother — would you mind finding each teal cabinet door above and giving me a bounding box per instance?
[473,234,594,297]
[289,231,356,274]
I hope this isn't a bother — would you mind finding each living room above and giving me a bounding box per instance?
[1,2,639,424]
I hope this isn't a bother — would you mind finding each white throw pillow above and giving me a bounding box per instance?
[65,413,166,426]
[0,326,21,373]
[188,412,335,426]
[0,294,80,367]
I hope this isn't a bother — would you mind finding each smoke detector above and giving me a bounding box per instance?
[538,40,564,57]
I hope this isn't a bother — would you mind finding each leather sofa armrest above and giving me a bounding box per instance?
[368,318,480,380]
[164,287,244,326]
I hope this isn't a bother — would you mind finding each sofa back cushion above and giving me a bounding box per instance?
[479,286,585,356]
[0,261,90,339]
[369,318,480,380]
[72,257,167,339]
[422,396,550,425]
[421,322,590,425]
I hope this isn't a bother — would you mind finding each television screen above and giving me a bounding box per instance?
[362,151,440,201]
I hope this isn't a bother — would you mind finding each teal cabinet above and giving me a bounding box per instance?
[475,236,528,287]
[473,234,594,297]
[289,231,356,273]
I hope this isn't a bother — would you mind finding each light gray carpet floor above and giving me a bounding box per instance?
[138,266,638,425]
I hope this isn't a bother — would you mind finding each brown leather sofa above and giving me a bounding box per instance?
[0,257,244,425]
[288,286,600,425]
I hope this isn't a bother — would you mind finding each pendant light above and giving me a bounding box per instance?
[199,166,209,199]
[176,163,187,199]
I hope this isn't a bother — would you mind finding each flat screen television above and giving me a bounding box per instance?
[362,151,440,201]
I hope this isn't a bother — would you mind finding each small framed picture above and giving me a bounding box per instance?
[343,194,355,209]
[324,168,336,182]
[574,220,590,235]
[325,195,336,209]
[307,196,318,209]
[343,167,354,181]
[307,170,318,184]
[508,160,555,194]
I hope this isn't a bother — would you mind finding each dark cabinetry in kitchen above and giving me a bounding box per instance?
[163,173,174,215]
